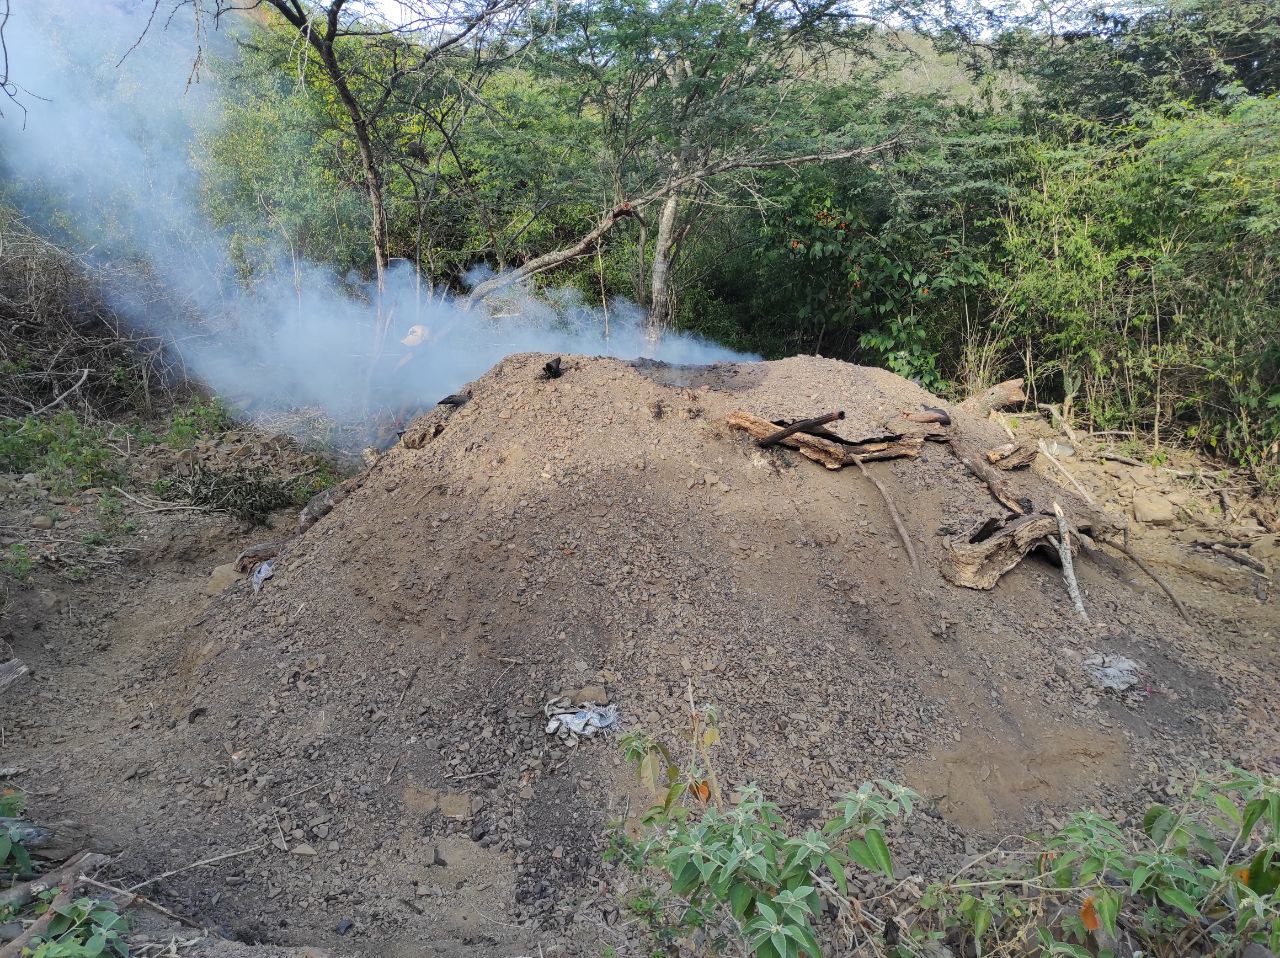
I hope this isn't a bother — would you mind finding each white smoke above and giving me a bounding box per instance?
[0,1,749,427]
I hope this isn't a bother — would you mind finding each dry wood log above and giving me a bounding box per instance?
[727,411,925,470]
[957,378,1027,418]
[727,411,848,469]
[949,441,1033,515]
[0,658,29,695]
[298,477,358,533]
[0,852,109,912]
[758,411,845,448]
[1210,543,1268,575]
[986,441,1039,471]
[942,514,1059,589]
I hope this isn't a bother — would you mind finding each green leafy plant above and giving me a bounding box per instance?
[28,894,129,958]
[922,769,1280,957]
[616,716,917,958]
[2,542,34,580]
[1,792,34,877]
[0,414,120,494]
[162,399,233,449]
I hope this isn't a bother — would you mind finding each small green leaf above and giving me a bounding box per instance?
[864,828,894,878]
[1157,886,1199,918]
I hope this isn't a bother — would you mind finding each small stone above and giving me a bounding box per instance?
[572,684,608,705]
[30,515,54,530]
[290,843,317,856]
[204,562,244,596]
[1132,492,1176,525]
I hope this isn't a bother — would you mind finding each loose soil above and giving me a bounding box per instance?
[2,353,1277,956]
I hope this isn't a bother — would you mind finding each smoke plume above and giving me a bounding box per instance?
[0,1,748,430]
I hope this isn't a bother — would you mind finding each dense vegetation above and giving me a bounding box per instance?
[201,0,1279,479]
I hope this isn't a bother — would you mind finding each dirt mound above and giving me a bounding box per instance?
[150,353,1274,953]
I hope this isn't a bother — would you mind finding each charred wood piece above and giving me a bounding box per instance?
[298,477,358,533]
[901,406,951,426]
[437,391,471,406]
[758,411,845,448]
[235,541,284,574]
[541,357,563,379]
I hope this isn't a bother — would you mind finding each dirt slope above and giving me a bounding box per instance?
[4,352,1276,956]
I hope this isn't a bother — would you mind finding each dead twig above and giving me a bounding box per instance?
[79,877,202,929]
[445,767,500,782]
[1100,538,1192,624]
[110,486,208,515]
[127,843,264,892]
[1052,503,1089,624]
[1210,543,1268,576]
[850,456,918,571]
[26,368,90,418]
[758,411,844,448]
[1037,440,1097,506]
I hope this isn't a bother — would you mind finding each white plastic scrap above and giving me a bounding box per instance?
[544,697,619,744]
[1082,653,1141,691]
[251,559,275,593]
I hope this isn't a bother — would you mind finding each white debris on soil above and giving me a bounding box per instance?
[1082,653,1141,691]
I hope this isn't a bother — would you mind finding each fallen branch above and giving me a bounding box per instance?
[758,411,845,448]
[726,411,923,470]
[1037,402,1080,445]
[110,486,208,515]
[79,877,203,929]
[948,442,1032,515]
[127,843,264,893]
[850,456,918,571]
[1210,543,1268,576]
[1037,440,1097,506]
[0,877,76,958]
[1100,538,1192,624]
[0,852,109,912]
[1052,502,1089,624]
[28,368,90,418]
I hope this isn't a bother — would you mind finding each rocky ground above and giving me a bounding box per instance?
[1,353,1277,957]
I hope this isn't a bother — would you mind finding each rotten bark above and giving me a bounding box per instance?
[986,441,1039,470]
[942,514,1059,589]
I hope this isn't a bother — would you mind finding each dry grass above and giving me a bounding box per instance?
[0,205,180,419]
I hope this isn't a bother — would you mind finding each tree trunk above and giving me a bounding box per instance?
[317,44,389,293]
[647,193,680,342]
